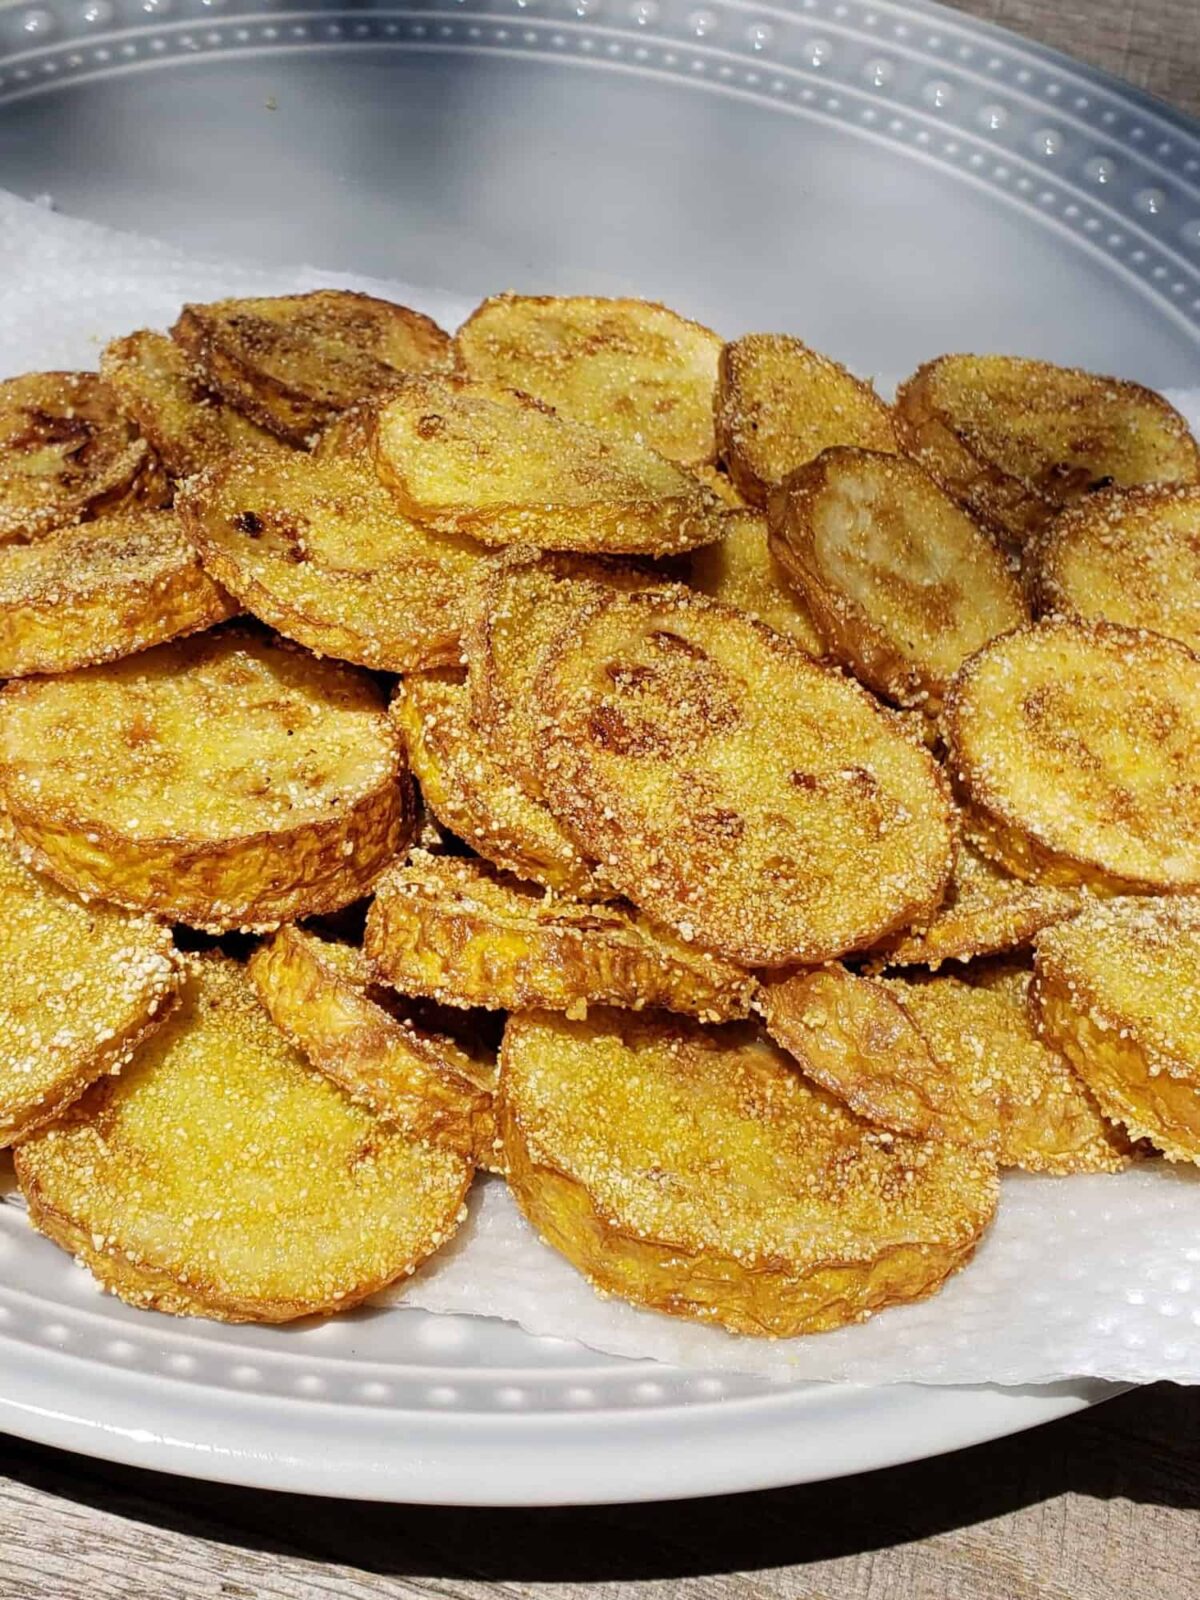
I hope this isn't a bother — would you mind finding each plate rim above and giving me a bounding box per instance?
[0,0,1183,1505]
[0,1338,1129,1503]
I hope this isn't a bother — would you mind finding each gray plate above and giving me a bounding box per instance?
[0,0,1188,1505]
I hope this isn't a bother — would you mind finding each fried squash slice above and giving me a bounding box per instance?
[0,629,411,932]
[890,965,1131,1173]
[499,1009,998,1336]
[539,587,954,966]
[172,290,453,446]
[1032,898,1200,1163]
[944,620,1200,893]
[101,330,280,479]
[762,964,978,1142]
[0,509,237,678]
[769,448,1027,710]
[15,956,472,1322]
[393,670,607,899]
[1025,484,1200,651]
[464,546,661,803]
[714,334,899,507]
[249,926,497,1165]
[373,375,728,555]
[0,371,167,542]
[366,854,755,1020]
[865,838,1083,971]
[688,507,824,655]
[0,836,181,1146]
[894,354,1200,545]
[178,449,486,672]
[455,294,723,465]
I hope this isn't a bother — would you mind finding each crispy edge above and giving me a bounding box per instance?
[0,515,238,679]
[1031,928,1200,1163]
[714,335,899,508]
[248,927,495,1165]
[0,952,182,1149]
[454,293,723,466]
[364,856,757,1019]
[942,620,1200,894]
[172,292,453,446]
[393,672,608,900]
[767,448,1027,710]
[498,1011,994,1337]
[373,376,729,555]
[863,852,1085,972]
[760,964,976,1141]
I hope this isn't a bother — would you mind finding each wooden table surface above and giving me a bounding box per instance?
[3,5,1199,1597]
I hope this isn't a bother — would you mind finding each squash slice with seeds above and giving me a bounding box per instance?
[0,629,411,932]
[366,854,755,1020]
[0,509,236,678]
[0,835,181,1146]
[250,926,498,1167]
[538,586,953,965]
[0,371,168,542]
[178,449,487,672]
[16,956,473,1322]
[499,1008,998,1336]
[374,375,729,555]
[172,290,453,446]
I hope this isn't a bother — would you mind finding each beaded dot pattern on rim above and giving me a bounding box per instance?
[0,1187,761,1415]
[0,0,1199,319]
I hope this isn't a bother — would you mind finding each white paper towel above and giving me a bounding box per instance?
[3,188,1199,1385]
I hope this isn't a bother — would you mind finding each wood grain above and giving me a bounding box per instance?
[2,5,1199,1598]
[951,0,1200,116]
[1,1384,1197,1599]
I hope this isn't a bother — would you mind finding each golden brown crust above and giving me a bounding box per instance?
[366,854,756,1020]
[688,505,825,654]
[0,836,182,1146]
[538,586,954,965]
[715,335,899,507]
[172,290,454,446]
[768,448,1027,711]
[393,670,609,899]
[463,546,662,804]
[177,447,486,672]
[1025,483,1200,651]
[761,964,976,1140]
[15,956,473,1322]
[0,370,168,542]
[101,330,281,479]
[249,926,496,1163]
[943,620,1200,894]
[0,629,412,932]
[890,965,1132,1174]
[894,354,1200,546]
[499,1009,998,1336]
[1032,897,1200,1162]
[373,374,730,555]
[455,294,722,465]
[864,838,1084,971]
[0,509,237,678]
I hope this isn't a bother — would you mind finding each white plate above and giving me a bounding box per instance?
[0,0,1190,1504]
